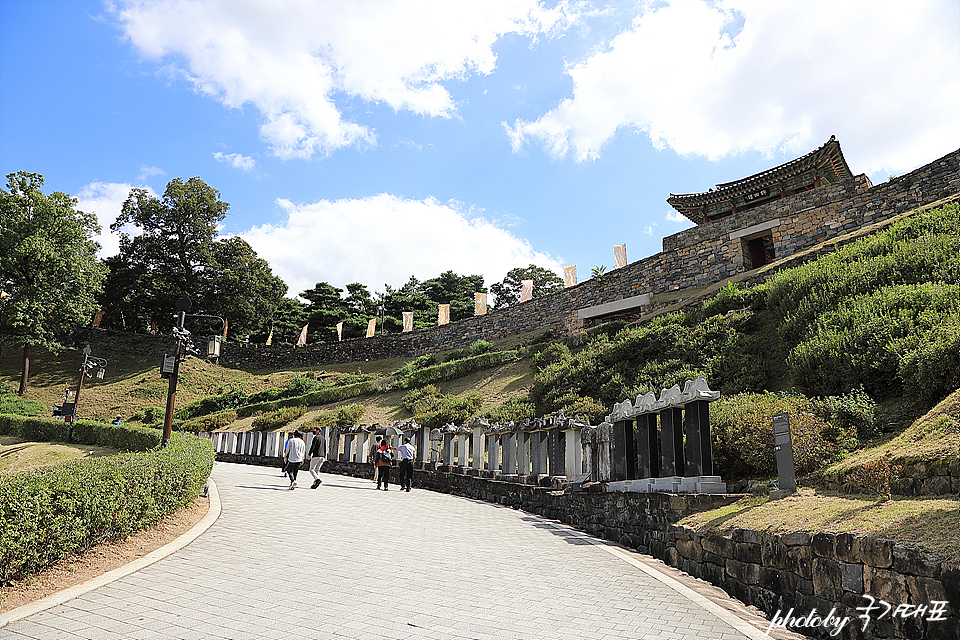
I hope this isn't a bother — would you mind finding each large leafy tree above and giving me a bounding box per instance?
[103,177,284,337]
[490,264,563,309]
[381,271,485,330]
[0,172,108,394]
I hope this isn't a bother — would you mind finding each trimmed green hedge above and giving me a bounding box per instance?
[181,411,238,433]
[236,380,374,417]
[0,415,214,582]
[396,350,521,389]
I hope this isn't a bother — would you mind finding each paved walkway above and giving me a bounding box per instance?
[1,463,797,640]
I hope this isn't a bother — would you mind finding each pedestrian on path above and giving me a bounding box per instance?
[281,432,294,476]
[284,430,306,489]
[398,436,415,492]
[307,426,326,489]
[376,440,397,490]
[369,435,383,484]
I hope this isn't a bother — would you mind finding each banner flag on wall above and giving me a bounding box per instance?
[92,310,104,327]
[336,321,343,342]
[564,265,578,287]
[520,280,533,302]
[366,318,377,338]
[297,324,308,347]
[222,318,229,339]
[614,244,627,269]
[438,304,450,326]
[402,311,414,332]
[475,292,487,315]
[266,327,273,346]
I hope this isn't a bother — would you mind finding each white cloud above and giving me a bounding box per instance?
[507,0,960,176]
[213,152,256,171]
[111,0,579,159]
[238,194,562,297]
[137,165,164,182]
[643,222,657,236]
[75,181,156,258]
[665,209,689,224]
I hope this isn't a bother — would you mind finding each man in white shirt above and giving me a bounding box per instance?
[284,431,306,489]
[398,436,416,492]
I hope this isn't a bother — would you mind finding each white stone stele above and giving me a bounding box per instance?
[606,475,727,494]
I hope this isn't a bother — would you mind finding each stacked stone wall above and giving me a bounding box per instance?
[72,148,959,369]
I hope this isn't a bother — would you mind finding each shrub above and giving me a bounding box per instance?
[533,343,570,370]
[441,348,471,363]
[396,351,521,389]
[392,354,438,377]
[401,386,482,429]
[554,394,607,423]
[237,380,374,417]
[251,406,305,431]
[711,392,852,480]
[483,395,536,423]
[181,411,238,433]
[129,406,165,424]
[176,383,248,420]
[0,418,213,582]
[820,387,880,441]
[844,456,903,501]
[469,339,494,355]
[702,281,749,317]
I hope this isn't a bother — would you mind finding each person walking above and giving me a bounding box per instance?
[307,426,326,489]
[368,435,383,485]
[375,439,397,490]
[281,432,294,476]
[284,430,306,490]
[398,436,416,492]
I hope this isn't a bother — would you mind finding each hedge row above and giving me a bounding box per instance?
[0,415,214,582]
[395,350,521,389]
[236,380,374,418]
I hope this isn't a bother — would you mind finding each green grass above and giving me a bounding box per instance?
[0,436,119,475]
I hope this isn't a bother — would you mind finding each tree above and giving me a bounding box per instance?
[106,177,228,332]
[260,297,308,346]
[490,264,563,309]
[102,177,284,337]
[0,172,108,394]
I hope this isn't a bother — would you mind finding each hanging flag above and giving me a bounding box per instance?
[402,312,414,332]
[366,318,377,338]
[297,324,308,347]
[564,265,578,287]
[150,322,157,334]
[222,318,229,339]
[520,280,533,302]
[438,304,450,325]
[474,293,487,315]
[92,310,104,327]
[336,321,343,341]
[614,244,627,269]
[266,327,273,346]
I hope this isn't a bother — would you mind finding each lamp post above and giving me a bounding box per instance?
[66,344,107,442]
[160,294,224,447]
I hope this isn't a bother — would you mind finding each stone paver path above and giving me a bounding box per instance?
[1,463,786,640]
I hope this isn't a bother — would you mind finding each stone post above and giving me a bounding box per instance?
[486,432,500,475]
[442,431,455,467]
[518,430,531,476]
[531,428,548,475]
[415,423,429,463]
[355,432,368,463]
[455,432,469,468]
[328,426,342,462]
[659,407,685,477]
[596,422,612,482]
[611,419,636,481]
[472,425,486,471]
[548,427,565,477]
[502,431,518,475]
[683,400,713,476]
[563,423,583,480]
[342,433,355,463]
[636,413,660,478]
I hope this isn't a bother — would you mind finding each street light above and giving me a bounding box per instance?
[64,344,107,442]
[160,294,225,447]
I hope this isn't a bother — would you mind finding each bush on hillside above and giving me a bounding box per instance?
[181,411,238,433]
[702,281,750,317]
[305,404,366,430]
[236,380,374,417]
[0,424,212,583]
[483,395,536,423]
[176,382,248,420]
[401,385,482,429]
[765,203,960,404]
[469,339,494,355]
[251,406,305,431]
[392,354,438,377]
[396,351,521,389]
[711,392,854,480]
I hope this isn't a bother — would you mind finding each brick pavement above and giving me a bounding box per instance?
[0,463,799,640]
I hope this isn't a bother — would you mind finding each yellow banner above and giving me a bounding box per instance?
[614,244,627,269]
[222,318,229,339]
[520,280,533,302]
[297,324,308,347]
[564,265,577,287]
[438,304,450,326]
[336,321,343,342]
[366,318,377,338]
[265,327,273,346]
[402,312,414,332]
[474,292,487,315]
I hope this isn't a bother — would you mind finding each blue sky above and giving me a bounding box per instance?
[2,0,958,300]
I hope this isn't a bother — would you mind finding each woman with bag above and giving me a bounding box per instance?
[376,440,397,491]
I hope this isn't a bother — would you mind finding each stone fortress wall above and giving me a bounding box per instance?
[213,146,958,369]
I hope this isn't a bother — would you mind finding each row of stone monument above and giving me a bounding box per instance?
[206,375,726,493]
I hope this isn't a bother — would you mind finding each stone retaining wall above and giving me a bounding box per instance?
[217,454,958,639]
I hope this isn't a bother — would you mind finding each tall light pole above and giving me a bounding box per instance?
[160,295,224,447]
[66,344,106,442]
